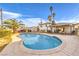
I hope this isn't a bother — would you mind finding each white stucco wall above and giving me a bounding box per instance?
[64,27,69,33]
[77,29,79,35]
[64,26,74,33]
[39,25,47,32]
[52,27,56,32]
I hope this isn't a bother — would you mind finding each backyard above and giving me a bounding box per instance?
[0,4,79,56]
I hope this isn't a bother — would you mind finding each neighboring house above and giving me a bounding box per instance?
[17,23,28,32]
[18,23,26,30]
[28,26,39,32]
[39,22,52,32]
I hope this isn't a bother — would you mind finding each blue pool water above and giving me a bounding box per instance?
[19,33,62,50]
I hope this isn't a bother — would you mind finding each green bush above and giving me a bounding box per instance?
[0,30,12,38]
[0,29,12,51]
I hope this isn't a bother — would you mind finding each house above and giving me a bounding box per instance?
[39,21,75,34]
[51,23,74,34]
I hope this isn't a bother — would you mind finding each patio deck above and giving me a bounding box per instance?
[0,33,79,56]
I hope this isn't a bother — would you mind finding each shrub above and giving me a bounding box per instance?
[0,30,12,38]
[0,29,12,47]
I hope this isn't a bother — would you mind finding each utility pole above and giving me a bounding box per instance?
[0,8,3,26]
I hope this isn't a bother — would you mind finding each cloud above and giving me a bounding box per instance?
[21,14,79,27]
[3,11,22,19]
[0,11,23,25]
[2,11,79,27]
[3,11,33,19]
[21,18,47,27]
[0,11,47,27]
[56,15,79,24]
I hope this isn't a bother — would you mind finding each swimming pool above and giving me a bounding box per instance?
[19,33,62,50]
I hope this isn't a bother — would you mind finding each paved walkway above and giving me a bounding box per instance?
[0,33,79,56]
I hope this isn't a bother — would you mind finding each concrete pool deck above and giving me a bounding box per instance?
[0,33,79,56]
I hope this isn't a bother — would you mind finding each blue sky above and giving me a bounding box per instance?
[0,3,79,27]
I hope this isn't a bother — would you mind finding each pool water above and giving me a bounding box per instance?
[19,33,62,50]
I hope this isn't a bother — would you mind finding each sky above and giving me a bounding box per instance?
[0,3,79,27]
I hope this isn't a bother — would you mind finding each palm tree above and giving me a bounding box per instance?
[4,19,20,33]
[53,12,55,18]
[52,12,55,24]
[49,6,56,20]
[48,15,52,22]
[50,6,56,24]
[50,6,53,15]
[49,6,56,32]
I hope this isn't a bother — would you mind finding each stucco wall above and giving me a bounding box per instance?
[63,26,74,34]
